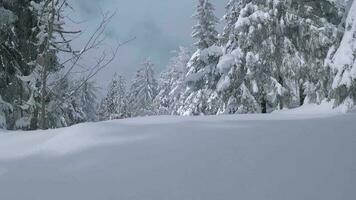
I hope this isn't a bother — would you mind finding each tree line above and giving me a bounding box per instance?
[100,0,355,120]
[1,0,356,130]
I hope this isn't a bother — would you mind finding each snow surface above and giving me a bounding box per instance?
[0,104,355,200]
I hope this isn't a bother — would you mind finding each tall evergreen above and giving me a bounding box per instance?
[128,59,158,117]
[192,0,219,49]
[220,0,243,46]
[98,74,129,120]
[216,0,343,114]
[155,47,191,115]
[286,0,343,105]
[330,0,356,111]
[0,1,39,129]
[177,0,222,116]
[76,80,98,122]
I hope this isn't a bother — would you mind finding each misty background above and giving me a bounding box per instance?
[68,0,225,91]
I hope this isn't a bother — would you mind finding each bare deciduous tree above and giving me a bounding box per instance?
[31,0,133,129]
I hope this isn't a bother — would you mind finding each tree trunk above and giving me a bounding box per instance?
[261,96,267,114]
[30,107,38,130]
[274,5,284,110]
[40,65,47,129]
[299,85,306,106]
[278,75,284,110]
[39,0,55,130]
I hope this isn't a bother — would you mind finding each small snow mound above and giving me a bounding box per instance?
[335,97,356,113]
[272,100,342,116]
[0,122,152,160]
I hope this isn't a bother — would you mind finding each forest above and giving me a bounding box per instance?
[1,1,356,199]
[1,0,355,130]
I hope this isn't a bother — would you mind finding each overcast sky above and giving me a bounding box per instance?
[69,0,225,88]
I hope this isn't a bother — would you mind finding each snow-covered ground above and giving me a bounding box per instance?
[0,103,355,200]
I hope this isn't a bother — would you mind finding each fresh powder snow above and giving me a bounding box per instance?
[0,104,355,200]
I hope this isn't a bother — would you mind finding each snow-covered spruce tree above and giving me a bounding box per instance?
[177,0,222,116]
[128,59,158,117]
[193,0,219,49]
[0,2,40,129]
[287,0,343,105]
[98,74,129,121]
[220,0,243,46]
[216,0,343,114]
[217,1,285,114]
[0,6,20,128]
[155,47,191,115]
[75,79,98,122]
[330,0,356,111]
[44,75,99,128]
[47,75,79,128]
[0,0,74,129]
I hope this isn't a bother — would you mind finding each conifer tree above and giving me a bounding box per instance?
[220,0,242,46]
[155,47,191,115]
[0,1,39,129]
[128,59,158,117]
[76,80,98,122]
[330,0,356,111]
[216,0,343,114]
[98,74,129,120]
[177,0,222,116]
[192,0,219,49]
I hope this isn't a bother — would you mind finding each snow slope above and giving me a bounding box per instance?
[0,104,355,200]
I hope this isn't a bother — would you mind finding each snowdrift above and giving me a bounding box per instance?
[0,103,355,200]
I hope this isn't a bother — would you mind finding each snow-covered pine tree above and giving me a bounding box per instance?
[98,74,129,120]
[330,0,356,111]
[128,59,158,117]
[0,6,20,128]
[155,47,191,115]
[220,0,243,46]
[48,75,79,128]
[192,0,219,49]
[217,1,285,114]
[177,0,222,116]
[0,2,39,129]
[287,0,343,105]
[75,80,98,122]
[42,75,98,128]
[216,0,343,114]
